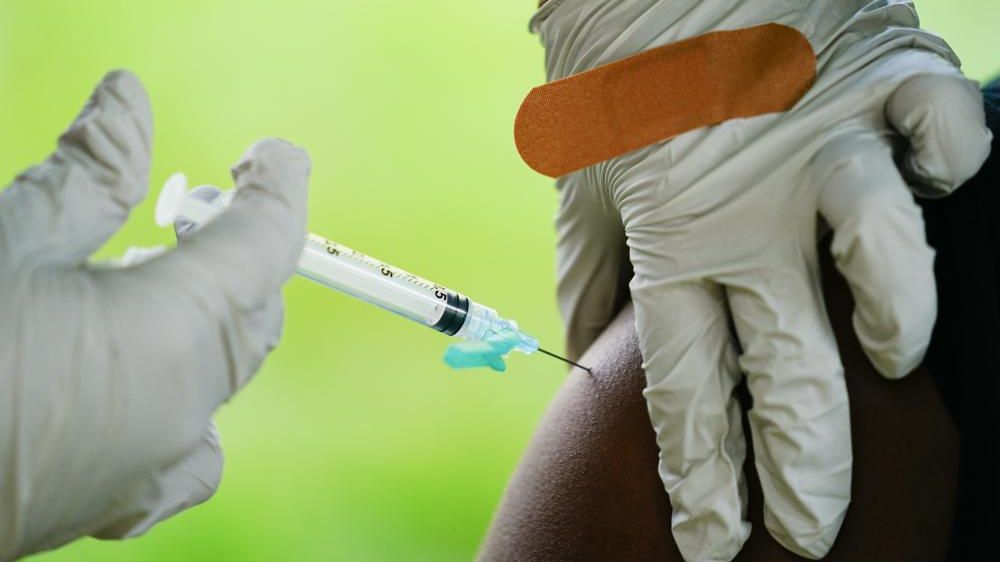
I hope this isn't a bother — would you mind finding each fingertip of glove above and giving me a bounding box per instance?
[862,316,935,380]
[62,69,153,168]
[100,70,148,101]
[231,138,312,193]
[97,70,152,129]
[869,348,925,380]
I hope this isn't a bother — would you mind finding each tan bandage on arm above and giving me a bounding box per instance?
[515,24,816,178]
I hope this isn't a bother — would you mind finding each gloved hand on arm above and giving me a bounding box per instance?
[531,1,992,560]
[0,70,310,561]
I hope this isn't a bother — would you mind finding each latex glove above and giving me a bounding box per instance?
[0,70,310,561]
[535,1,992,561]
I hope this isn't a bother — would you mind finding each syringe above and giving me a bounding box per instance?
[155,174,590,371]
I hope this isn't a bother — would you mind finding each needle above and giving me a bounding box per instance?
[538,347,593,373]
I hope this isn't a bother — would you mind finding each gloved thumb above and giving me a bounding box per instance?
[149,138,310,312]
[102,138,308,399]
[170,182,287,394]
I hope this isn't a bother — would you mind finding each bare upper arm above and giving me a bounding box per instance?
[478,245,959,561]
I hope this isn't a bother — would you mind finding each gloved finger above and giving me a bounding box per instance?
[171,182,286,393]
[629,278,749,562]
[144,138,309,312]
[723,257,851,560]
[235,291,285,393]
[91,422,224,540]
[814,133,936,378]
[556,170,630,361]
[0,70,152,267]
[887,74,993,197]
[75,139,306,471]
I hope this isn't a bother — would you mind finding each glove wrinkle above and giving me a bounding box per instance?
[0,72,308,561]
[540,2,986,560]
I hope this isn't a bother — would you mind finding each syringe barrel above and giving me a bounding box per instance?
[299,236,538,353]
[160,178,539,353]
[299,234,471,335]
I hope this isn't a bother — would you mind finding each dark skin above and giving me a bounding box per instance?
[477,253,959,562]
[478,62,999,562]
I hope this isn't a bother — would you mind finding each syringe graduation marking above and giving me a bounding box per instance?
[159,177,595,372]
[307,234,470,335]
[310,235,447,296]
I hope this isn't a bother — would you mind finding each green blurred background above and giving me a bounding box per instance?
[0,1,996,560]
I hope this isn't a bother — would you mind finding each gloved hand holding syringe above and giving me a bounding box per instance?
[156,173,589,373]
